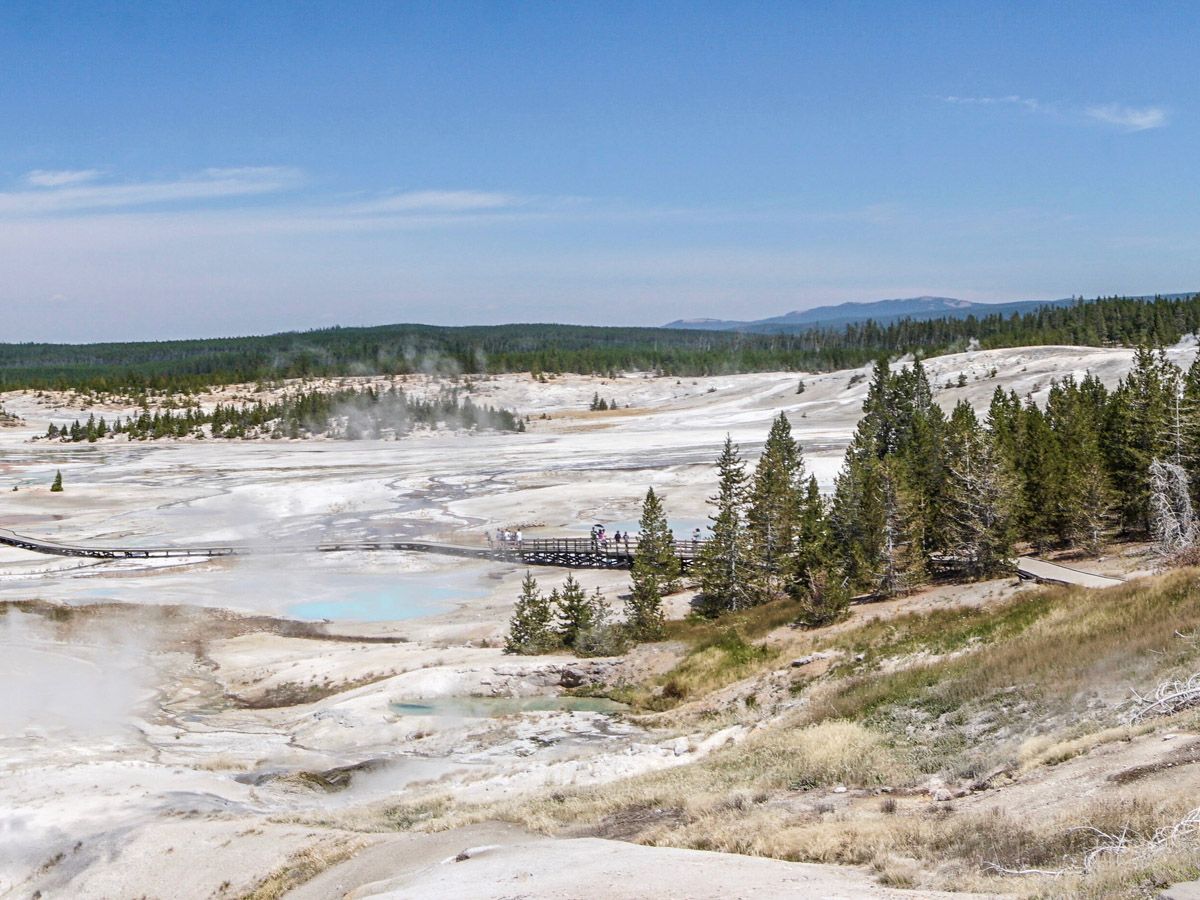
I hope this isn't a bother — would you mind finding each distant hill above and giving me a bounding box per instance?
[4,292,1199,392]
[663,295,1078,332]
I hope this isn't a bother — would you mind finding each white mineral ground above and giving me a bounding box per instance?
[0,343,1193,898]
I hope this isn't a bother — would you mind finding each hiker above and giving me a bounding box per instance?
[515,529,523,546]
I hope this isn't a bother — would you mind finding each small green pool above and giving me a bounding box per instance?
[390,696,627,717]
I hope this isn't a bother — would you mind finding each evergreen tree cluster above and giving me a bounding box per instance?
[504,571,622,657]
[698,346,1200,616]
[696,419,840,622]
[42,385,523,442]
[5,293,1199,393]
[589,392,619,411]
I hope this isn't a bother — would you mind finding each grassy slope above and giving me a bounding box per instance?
[368,569,1200,898]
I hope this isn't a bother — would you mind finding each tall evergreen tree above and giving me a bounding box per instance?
[887,359,947,558]
[1044,376,1113,551]
[1016,401,1060,549]
[745,413,806,602]
[943,401,1014,578]
[1180,353,1200,501]
[877,461,925,596]
[696,436,754,615]
[788,475,832,590]
[1103,347,1180,532]
[49,470,63,492]
[633,486,681,592]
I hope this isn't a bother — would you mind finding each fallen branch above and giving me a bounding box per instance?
[985,807,1200,880]
[1124,672,1200,724]
[983,863,1067,877]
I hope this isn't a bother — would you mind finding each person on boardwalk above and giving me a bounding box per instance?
[515,528,523,547]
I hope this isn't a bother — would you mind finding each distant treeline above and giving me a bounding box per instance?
[45,385,523,441]
[3,295,1198,391]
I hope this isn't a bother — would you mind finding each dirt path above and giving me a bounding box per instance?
[289,823,1002,900]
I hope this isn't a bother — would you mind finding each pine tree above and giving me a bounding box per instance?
[889,359,947,558]
[504,571,558,654]
[745,413,806,602]
[878,462,925,596]
[1104,347,1180,533]
[625,576,666,641]
[943,401,1014,578]
[633,486,681,592]
[572,588,619,657]
[696,435,754,615]
[788,475,832,588]
[830,436,887,592]
[794,566,851,628]
[1044,376,1113,551]
[1015,401,1059,549]
[1181,353,1200,501]
[49,470,63,493]
[555,573,598,649]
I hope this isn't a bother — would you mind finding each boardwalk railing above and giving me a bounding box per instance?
[0,528,707,571]
[492,537,704,569]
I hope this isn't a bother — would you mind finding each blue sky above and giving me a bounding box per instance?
[3,1,1197,341]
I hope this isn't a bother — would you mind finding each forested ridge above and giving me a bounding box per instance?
[4,293,1199,391]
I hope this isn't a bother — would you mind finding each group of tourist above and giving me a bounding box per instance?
[486,523,705,553]
[488,527,523,548]
[590,524,633,550]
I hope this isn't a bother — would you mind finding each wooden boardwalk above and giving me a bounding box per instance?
[0,528,1122,585]
[1015,555,1124,589]
[0,528,704,571]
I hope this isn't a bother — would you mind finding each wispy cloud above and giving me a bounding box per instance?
[24,168,103,188]
[942,95,1048,113]
[357,190,523,214]
[0,166,302,216]
[943,95,1168,132]
[1085,103,1168,132]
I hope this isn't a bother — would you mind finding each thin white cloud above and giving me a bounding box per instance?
[943,95,1169,132]
[943,95,1047,113]
[360,190,522,213]
[24,169,103,188]
[1085,103,1168,132]
[0,166,302,216]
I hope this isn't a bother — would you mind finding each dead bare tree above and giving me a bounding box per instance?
[1148,458,1197,556]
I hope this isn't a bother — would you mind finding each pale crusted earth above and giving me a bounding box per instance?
[0,343,1194,899]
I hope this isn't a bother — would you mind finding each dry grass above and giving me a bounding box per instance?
[237,838,363,900]
[789,571,1200,786]
[194,754,250,772]
[370,718,912,840]
[1018,723,1157,771]
[338,569,1200,896]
